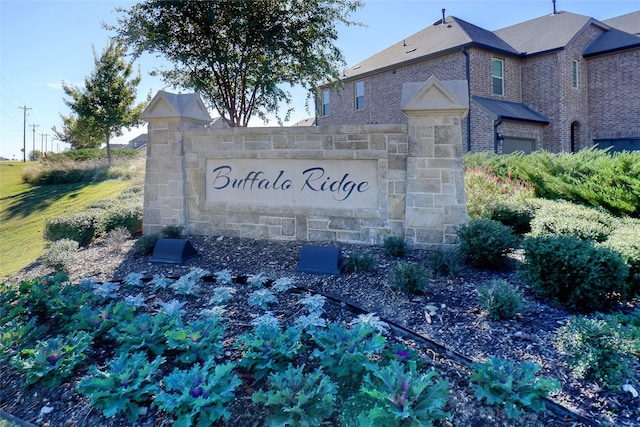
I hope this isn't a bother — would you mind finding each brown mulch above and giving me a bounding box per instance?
[1,234,639,426]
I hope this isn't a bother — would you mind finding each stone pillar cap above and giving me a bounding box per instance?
[401,76,469,118]
[142,90,213,125]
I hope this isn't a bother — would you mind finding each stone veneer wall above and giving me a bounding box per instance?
[142,85,468,248]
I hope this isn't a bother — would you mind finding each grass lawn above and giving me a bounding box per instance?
[0,162,134,281]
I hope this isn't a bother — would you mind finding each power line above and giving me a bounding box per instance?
[19,105,31,162]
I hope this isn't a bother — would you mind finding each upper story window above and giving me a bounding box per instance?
[492,58,504,96]
[572,60,579,89]
[354,81,365,110]
[321,89,330,116]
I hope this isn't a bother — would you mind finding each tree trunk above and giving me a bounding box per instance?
[105,131,112,164]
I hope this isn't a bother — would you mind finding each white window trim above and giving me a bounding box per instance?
[354,81,365,111]
[492,58,504,96]
[321,90,330,116]
[572,60,579,89]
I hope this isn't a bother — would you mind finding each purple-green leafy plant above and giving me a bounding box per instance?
[359,360,450,426]
[470,357,559,419]
[155,361,240,426]
[66,300,135,338]
[11,330,92,386]
[252,364,337,427]
[237,321,303,381]
[113,311,177,355]
[0,318,45,362]
[77,352,164,420]
[166,316,226,364]
[312,322,386,383]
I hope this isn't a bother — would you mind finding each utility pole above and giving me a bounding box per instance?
[40,133,46,154]
[30,124,39,158]
[19,105,31,162]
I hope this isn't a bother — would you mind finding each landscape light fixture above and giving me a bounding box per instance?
[150,238,199,264]
[296,244,343,275]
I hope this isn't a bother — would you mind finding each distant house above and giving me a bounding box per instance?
[128,134,147,150]
[317,10,640,153]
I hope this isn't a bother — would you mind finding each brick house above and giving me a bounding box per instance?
[316,10,640,153]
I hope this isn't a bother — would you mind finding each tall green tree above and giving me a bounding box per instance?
[52,114,103,149]
[110,0,362,127]
[62,41,146,162]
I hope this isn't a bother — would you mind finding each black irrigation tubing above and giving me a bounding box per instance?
[2,273,600,427]
[289,283,602,427]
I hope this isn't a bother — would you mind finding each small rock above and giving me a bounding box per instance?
[40,405,54,415]
[623,384,638,398]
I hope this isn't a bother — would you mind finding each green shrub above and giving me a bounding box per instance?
[465,148,640,218]
[133,233,160,255]
[383,235,408,257]
[464,166,535,220]
[520,236,631,312]
[529,199,616,242]
[457,219,518,269]
[101,199,143,235]
[44,210,100,246]
[489,199,533,234]
[428,246,465,277]
[344,252,377,273]
[478,279,525,320]
[603,218,640,293]
[388,262,430,294]
[41,238,79,272]
[554,316,636,390]
[160,224,184,239]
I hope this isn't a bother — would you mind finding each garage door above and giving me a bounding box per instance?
[502,138,535,154]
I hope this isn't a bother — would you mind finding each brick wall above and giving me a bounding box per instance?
[587,49,640,141]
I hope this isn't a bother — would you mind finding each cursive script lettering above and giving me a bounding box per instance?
[211,166,292,191]
[301,167,370,201]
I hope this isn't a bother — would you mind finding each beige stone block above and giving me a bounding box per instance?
[388,195,406,220]
[405,207,443,228]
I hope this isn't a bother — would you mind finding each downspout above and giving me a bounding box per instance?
[462,47,471,152]
[493,118,502,154]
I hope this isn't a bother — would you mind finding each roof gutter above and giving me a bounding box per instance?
[493,118,502,154]
[462,47,471,152]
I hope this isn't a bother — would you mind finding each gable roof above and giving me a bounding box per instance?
[142,91,212,124]
[584,27,640,57]
[342,16,518,80]
[472,96,549,124]
[494,11,607,55]
[603,10,640,35]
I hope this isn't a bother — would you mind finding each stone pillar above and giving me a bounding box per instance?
[400,77,469,246]
[140,91,212,235]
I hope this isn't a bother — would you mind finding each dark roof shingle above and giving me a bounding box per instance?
[472,96,549,124]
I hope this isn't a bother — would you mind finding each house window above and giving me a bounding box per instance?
[321,90,330,116]
[354,81,365,110]
[572,60,579,88]
[492,58,504,96]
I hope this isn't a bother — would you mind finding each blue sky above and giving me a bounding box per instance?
[1,0,638,160]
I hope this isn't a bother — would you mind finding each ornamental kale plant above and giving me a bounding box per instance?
[11,331,92,387]
[113,311,177,355]
[312,322,386,383]
[252,364,338,427]
[359,360,450,427]
[248,288,278,310]
[166,317,226,364]
[77,352,164,421]
[155,361,241,426]
[237,321,304,381]
[470,357,560,419]
[0,318,45,362]
[65,300,135,338]
[170,268,211,296]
